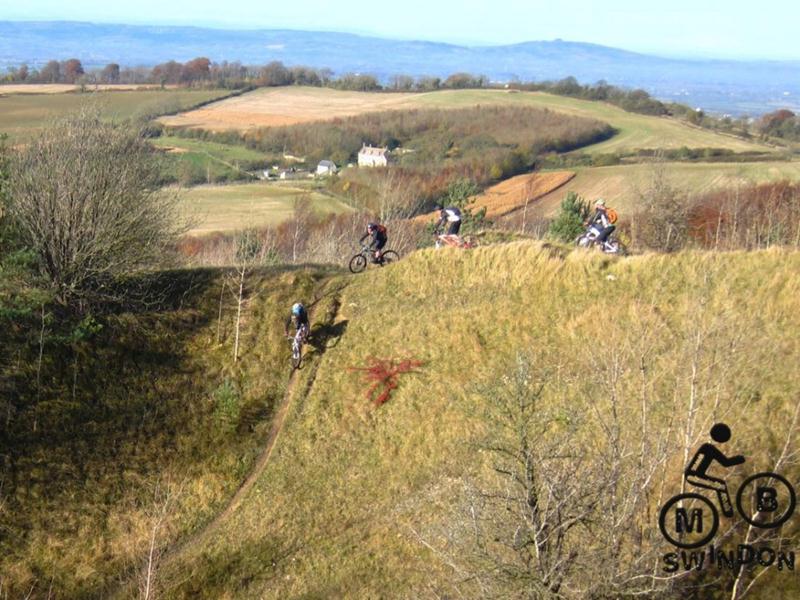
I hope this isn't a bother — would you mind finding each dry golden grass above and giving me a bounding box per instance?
[155,243,800,599]
[158,86,420,131]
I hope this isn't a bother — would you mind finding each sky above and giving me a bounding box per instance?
[2,0,799,61]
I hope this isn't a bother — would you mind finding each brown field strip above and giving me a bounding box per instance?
[411,170,575,224]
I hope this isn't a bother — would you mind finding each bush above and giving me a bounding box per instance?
[7,108,185,306]
[547,192,591,242]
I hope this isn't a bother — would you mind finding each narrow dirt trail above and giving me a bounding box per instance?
[113,279,346,598]
[198,366,300,535]
[175,288,339,555]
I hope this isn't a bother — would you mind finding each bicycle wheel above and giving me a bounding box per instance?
[291,341,302,369]
[380,250,399,265]
[349,253,367,274]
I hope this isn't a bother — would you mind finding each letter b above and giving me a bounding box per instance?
[756,487,778,513]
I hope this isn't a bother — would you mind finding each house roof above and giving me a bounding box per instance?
[358,145,388,157]
[318,160,336,168]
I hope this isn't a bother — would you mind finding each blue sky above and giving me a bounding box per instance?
[3,0,799,60]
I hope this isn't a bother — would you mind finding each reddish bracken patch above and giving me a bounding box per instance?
[349,357,424,406]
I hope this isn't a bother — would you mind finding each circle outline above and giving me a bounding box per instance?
[735,471,797,529]
[659,492,720,549]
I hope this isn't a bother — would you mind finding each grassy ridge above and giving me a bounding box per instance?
[0,266,341,597]
[158,243,800,598]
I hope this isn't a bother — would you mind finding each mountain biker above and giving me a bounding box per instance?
[284,302,309,344]
[359,222,388,263]
[684,423,745,518]
[585,199,615,246]
[434,205,462,236]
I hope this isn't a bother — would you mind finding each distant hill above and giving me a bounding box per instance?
[1,20,799,115]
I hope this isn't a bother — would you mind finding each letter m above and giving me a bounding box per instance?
[675,508,703,533]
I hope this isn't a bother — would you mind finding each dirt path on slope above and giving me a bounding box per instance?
[113,280,346,597]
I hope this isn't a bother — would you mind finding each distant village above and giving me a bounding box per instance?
[261,143,390,181]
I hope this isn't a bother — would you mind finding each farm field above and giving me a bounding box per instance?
[0,83,175,94]
[534,160,800,215]
[180,182,353,235]
[153,135,269,183]
[159,86,773,154]
[468,171,576,218]
[0,89,231,140]
[158,86,419,130]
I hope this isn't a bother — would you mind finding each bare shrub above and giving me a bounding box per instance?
[688,181,800,250]
[7,107,185,305]
[633,162,689,252]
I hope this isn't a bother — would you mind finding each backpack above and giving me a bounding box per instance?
[376,224,387,236]
[607,208,618,224]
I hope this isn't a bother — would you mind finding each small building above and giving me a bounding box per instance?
[358,144,389,168]
[316,160,338,176]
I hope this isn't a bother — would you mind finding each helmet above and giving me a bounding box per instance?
[291,302,303,316]
[367,223,377,232]
[595,198,606,208]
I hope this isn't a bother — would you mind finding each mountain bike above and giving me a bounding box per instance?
[288,326,309,369]
[575,227,627,255]
[434,231,478,249]
[348,245,400,273]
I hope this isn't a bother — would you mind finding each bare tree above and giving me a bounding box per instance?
[7,106,185,306]
[137,479,184,600]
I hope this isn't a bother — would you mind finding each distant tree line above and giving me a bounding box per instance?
[0,58,780,141]
[0,57,488,93]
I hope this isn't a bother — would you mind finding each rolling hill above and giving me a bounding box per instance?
[160,86,774,155]
[2,21,800,114]
[4,242,800,598]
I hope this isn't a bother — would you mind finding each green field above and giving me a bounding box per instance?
[180,182,353,234]
[0,89,232,140]
[534,160,800,215]
[153,136,269,184]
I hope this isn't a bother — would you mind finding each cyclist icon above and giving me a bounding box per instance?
[684,423,745,517]
[660,422,796,549]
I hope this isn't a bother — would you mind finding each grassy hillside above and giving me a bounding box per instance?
[145,243,800,599]
[0,265,344,598]
[532,160,800,216]
[160,86,773,154]
[0,89,231,140]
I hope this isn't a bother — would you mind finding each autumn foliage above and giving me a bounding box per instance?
[349,357,424,406]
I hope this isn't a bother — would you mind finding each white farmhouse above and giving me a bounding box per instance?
[316,160,337,176]
[357,144,389,167]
